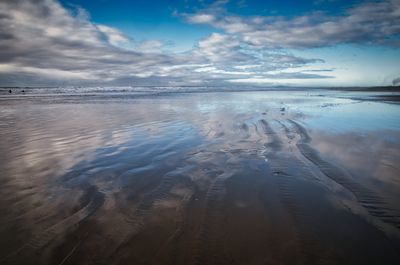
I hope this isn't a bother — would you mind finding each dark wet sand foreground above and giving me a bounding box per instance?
[0,91,399,265]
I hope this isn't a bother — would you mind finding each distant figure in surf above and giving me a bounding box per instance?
[8,89,12,93]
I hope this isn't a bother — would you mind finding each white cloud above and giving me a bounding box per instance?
[136,40,164,53]
[186,0,400,48]
[194,33,251,63]
[97,25,129,47]
[0,0,184,84]
[0,0,333,86]
[186,14,215,24]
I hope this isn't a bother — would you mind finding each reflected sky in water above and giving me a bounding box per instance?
[0,91,399,193]
[304,100,400,132]
[0,90,399,265]
[1,91,399,209]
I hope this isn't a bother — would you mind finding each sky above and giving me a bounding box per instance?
[0,0,399,87]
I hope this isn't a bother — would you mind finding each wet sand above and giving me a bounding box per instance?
[0,90,399,265]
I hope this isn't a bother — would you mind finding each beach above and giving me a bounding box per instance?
[0,89,399,265]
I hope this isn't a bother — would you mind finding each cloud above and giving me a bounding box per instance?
[136,40,165,53]
[0,0,185,84]
[0,0,331,86]
[187,13,216,24]
[97,25,130,47]
[193,33,255,63]
[186,0,400,48]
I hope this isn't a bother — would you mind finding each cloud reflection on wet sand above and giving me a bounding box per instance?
[0,91,399,265]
